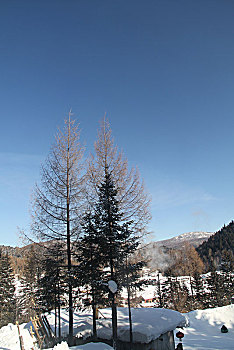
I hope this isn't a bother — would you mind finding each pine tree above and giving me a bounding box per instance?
[197,221,234,270]
[38,241,66,338]
[118,223,145,347]
[77,210,107,339]
[19,246,42,320]
[220,250,233,305]
[0,250,16,327]
[95,170,124,349]
[161,276,189,312]
[206,267,225,308]
[85,169,144,349]
[161,276,174,309]
[192,272,206,309]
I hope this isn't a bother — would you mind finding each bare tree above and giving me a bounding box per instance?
[31,111,84,344]
[87,117,151,236]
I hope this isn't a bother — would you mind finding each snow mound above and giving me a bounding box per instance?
[191,304,234,328]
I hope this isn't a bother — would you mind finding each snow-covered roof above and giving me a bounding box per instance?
[71,307,187,344]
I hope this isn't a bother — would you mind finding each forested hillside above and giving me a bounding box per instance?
[196,221,234,271]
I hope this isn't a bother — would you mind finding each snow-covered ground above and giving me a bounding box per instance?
[47,342,113,350]
[176,304,234,350]
[0,305,233,350]
[0,322,36,350]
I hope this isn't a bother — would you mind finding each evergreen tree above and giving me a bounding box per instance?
[220,250,233,305]
[77,211,107,339]
[192,272,206,309]
[161,276,174,309]
[206,267,225,308]
[85,169,144,349]
[0,250,16,327]
[118,224,145,347]
[19,246,42,320]
[94,170,124,349]
[38,242,66,338]
[161,276,190,312]
[197,221,234,270]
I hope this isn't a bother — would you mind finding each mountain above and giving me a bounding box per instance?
[156,231,214,249]
[0,231,214,256]
[0,240,65,258]
[0,244,22,257]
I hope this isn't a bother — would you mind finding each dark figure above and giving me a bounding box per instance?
[176,343,183,350]
[221,325,228,333]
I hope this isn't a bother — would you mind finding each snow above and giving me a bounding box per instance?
[0,322,36,350]
[156,231,215,248]
[176,304,234,350]
[96,307,187,343]
[44,307,186,344]
[108,280,118,294]
[47,342,113,350]
[0,305,233,350]
[174,231,214,241]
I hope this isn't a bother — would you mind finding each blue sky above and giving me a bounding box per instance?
[0,0,234,246]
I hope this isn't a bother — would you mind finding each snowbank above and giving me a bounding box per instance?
[179,304,234,350]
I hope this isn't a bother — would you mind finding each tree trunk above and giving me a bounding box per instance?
[54,305,57,337]
[112,295,117,350]
[67,210,73,344]
[127,286,133,348]
[92,300,97,339]
[67,120,73,345]
[58,283,61,339]
[158,273,162,308]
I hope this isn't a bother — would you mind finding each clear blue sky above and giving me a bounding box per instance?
[1,0,234,246]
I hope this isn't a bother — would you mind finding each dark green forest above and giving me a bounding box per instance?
[197,221,234,271]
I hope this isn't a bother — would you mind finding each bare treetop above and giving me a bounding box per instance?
[87,117,151,236]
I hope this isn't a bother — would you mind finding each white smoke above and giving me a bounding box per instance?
[141,242,174,272]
